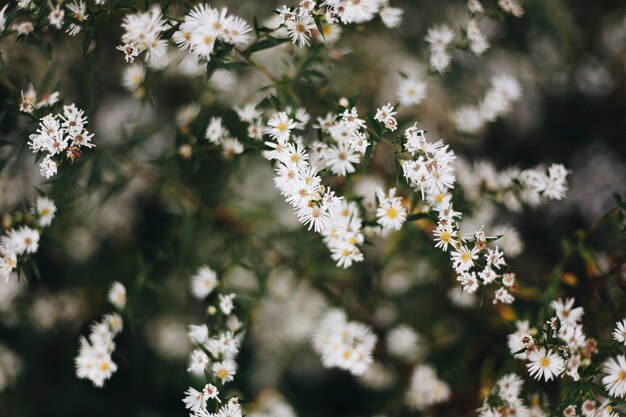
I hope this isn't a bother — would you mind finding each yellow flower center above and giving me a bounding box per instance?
[277,122,288,132]
[440,231,451,242]
[217,368,228,379]
[386,207,398,219]
[539,357,550,368]
[461,251,472,263]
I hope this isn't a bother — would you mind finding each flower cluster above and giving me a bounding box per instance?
[564,399,622,417]
[19,84,59,114]
[75,282,125,388]
[498,0,525,18]
[454,74,522,134]
[277,0,403,48]
[519,163,570,203]
[405,365,451,409]
[118,6,169,67]
[312,309,377,375]
[466,19,489,55]
[262,110,367,268]
[425,24,455,73]
[315,107,369,165]
[204,117,244,159]
[400,126,456,197]
[456,159,570,213]
[398,127,524,304]
[1,197,56,283]
[28,104,95,178]
[118,3,251,69]
[477,373,541,417]
[0,1,90,38]
[373,103,398,131]
[508,298,597,382]
[173,4,251,61]
[183,265,246,417]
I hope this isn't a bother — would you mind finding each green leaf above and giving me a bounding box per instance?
[24,35,52,59]
[83,14,98,58]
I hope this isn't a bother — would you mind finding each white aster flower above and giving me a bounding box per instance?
[219,293,236,315]
[526,348,564,382]
[396,77,426,106]
[602,355,626,399]
[191,266,219,299]
[107,281,126,310]
[34,196,57,227]
[613,318,626,346]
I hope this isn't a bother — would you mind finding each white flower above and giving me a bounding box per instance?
[122,63,145,92]
[425,24,455,50]
[312,309,377,375]
[265,112,297,142]
[338,0,379,24]
[499,0,525,17]
[467,20,490,55]
[526,348,564,381]
[187,324,209,344]
[386,325,422,361]
[376,188,407,231]
[374,103,398,131]
[120,6,169,67]
[493,287,514,304]
[324,142,360,176]
[405,365,450,409]
[191,266,219,299]
[212,359,237,383]
[233,103,262,123]
[1,226,40,255]
[219,293,236,315]
[107,281,127,310]
[550,297,584,326]
[507,320,531,359]
[203,383,220,401]
[75,314,122,387]
[187,349,209,376]
[216,403,242,417]
[450,245,478,273]
[0,5,8,32]
[396,77,426,106]
[497,373,524,403]
[454,105,484,134]
[34,197,57,227]
[40,156,58,179]
[183,386,207,413]
[0,252,17,283]
[221,138,244,159]
[380,6,403,28]
[49,6,65,29]
[602,355,626,399]
[285,9,316,47]
[613,318,626,346]
[433,223,457,251]
[205,117,228,144]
